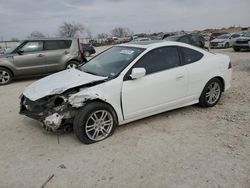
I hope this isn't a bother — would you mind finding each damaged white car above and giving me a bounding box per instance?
[20,41,232,144]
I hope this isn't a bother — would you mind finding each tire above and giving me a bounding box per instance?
[66,61,79,69]
[199,78,223,107]
[233,47,240,52]
[0,67,13,85]
[225,43,229,48]
[73,101,118,144]
[84,51,90,57]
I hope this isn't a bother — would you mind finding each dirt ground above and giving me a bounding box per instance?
[0,46,249,188]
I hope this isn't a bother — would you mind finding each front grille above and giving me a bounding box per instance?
[236,40,249,44]
[210,42,218,46]
[21,96,45,113]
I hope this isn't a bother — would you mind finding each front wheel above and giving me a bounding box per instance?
[225,43,229,48]
[199,78,223,107]
[73,102,117,144]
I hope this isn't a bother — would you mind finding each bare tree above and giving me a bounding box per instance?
[85,29,93,39]
[28,31,45,39]
[58,22,85,38]
[111,27,133,37]
[97,33,109,39]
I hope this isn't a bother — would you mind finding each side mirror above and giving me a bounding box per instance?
[17,49,24,55]
[129,68,146,80]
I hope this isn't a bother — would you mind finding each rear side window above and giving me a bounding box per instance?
[134,47,180,75]
[64,40,72,48]
[44,40,68,50]
[181,47,203,64]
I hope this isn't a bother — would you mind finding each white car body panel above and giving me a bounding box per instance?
[22,68,107,101]
[122,66,188,120]
[22,41,232,126]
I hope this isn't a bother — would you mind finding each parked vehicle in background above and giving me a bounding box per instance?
[209,32,228,42]
[133,37,152,42]
[0,47,5,55]
[20,41,232,144]
[81,43,96,57]
[0,38,84,85]
[164,34,205,48]
[210,33,241,49]
[232,32,250,52]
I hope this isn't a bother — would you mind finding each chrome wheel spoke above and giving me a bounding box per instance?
[205,82,221,104]
[85,110,114,141]
[0,71,10,84]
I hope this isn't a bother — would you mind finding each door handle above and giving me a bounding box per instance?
[64,51,69,55]
[37,54,44,57]
[176,75,184,79]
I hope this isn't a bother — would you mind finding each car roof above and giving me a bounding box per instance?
[118,40,200,50]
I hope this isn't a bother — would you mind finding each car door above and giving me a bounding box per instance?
[179,47,207,99]
[12,41,46,76]
[122,46,188,120]
[42,40,71,72]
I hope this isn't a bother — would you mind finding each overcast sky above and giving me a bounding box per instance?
[0,0,249,40]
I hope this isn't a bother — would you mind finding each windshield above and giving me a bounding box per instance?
[164,36,181,41]
[4,42,22,54]
[243,32,250,37]
[217,34,230,39]
[80,46,145,78]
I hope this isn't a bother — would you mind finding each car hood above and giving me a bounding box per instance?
[236,37,250,41]
[211,39,227,42]
[22,69,107,101]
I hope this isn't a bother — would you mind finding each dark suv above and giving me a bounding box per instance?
[164,34,205,48]
[0,38,85,85]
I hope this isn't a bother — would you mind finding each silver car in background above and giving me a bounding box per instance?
[0,38,84,85]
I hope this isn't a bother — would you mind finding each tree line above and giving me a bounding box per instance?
[21,21,133,40]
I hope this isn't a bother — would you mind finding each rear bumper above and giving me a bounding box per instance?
[224,69,232,91]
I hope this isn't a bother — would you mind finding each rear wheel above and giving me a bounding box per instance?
[199,78,223,107]
[73,102,117,144]
[0,67,13,85]
[225,43,229,48]
[66,61,79,69]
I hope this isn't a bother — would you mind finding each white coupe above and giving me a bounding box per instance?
[20,41,232,144]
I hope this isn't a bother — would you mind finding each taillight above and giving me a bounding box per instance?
[228,61,232,69]
[77,38,84,55]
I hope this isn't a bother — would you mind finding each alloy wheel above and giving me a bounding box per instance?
[85,110,113,141]
[205,82,221,105]
[66,63,77,69]
[0,70,11,84]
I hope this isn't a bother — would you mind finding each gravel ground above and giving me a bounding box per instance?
[0,47,249,188]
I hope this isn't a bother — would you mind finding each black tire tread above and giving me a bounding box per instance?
[73,101,117,144]
[199,78,223,107]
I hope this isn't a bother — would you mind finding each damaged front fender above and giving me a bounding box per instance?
[68,88,107,108]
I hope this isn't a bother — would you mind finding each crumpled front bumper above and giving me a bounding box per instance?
[19,95,75,131]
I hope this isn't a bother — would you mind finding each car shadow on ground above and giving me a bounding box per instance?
[22,104,209,144]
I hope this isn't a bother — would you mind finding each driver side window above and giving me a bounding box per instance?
[133,46,180,75]
[21,41,43,53]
